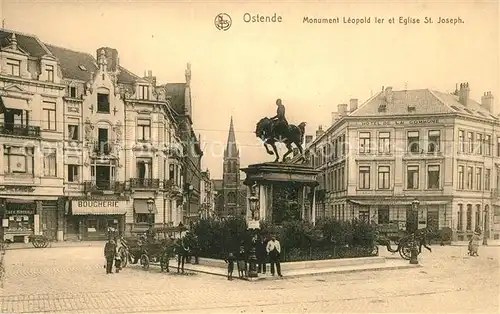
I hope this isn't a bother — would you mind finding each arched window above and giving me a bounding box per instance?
[466,204,472,231]
[475,205,481,231]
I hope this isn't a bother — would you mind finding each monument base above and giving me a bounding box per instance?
[241,162,320,225]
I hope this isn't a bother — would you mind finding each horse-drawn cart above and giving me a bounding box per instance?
[28,235,51,248]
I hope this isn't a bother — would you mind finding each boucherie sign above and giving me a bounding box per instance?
[75,201,119,208]
[71,200,125,215]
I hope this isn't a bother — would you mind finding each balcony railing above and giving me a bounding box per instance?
[93,142,113,155]
[0,123,41,137]
[84,181,124,193]
[130,178,160,189]
[163,179,182,193]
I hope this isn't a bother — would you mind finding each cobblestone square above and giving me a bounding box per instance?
[1,245,498,313]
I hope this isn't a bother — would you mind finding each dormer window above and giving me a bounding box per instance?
[139,85,149,100]
[45,65,54,82]
[7,59,20,76]
[69,86,77,98]
[78,65,87,71]
[407,105,416,113]
[378,104,386,112]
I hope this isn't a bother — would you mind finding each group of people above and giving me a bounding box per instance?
[225,235,283,280]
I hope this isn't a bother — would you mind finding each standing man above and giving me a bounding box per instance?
[270,98,289,140]
[266,235,283,277]
[256,235,267,274]
[104,238,116,274]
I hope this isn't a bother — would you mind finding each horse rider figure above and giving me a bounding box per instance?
[270,98,289,141]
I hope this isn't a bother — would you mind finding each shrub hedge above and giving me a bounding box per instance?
[192,217,376,261]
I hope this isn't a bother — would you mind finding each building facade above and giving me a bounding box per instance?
[300,84,500,241]
[0,31,66,242]
[213,117,247,218]
[0,28,204,241]
[200,169,215,219]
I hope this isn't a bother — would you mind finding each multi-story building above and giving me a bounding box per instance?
[300,84,500,241]
[213,117,247,218]
[0,28,203,241]
[0,30,66,242]
[166,68,204,226]
[200,169,215,219]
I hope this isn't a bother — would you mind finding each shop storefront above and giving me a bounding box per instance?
[1,199,37,243]
[68,199,127,241]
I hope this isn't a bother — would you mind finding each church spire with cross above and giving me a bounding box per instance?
[224,116,238,158]
[222,116,241,217]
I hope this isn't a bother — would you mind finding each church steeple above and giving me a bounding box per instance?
[224,116,238,158]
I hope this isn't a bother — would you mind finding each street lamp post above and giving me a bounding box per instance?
[483,209,488,246]
[410,199,420,265]
[147,197,155,240]
[247,194,260,278]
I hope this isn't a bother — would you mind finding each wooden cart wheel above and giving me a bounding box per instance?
[399,241,412,260]
[32,240,39,248]
[371,245,379,256]
[119,247,128,268]
[140,254,150,271]
[42,239,49,248]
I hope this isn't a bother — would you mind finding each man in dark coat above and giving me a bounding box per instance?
[104,239,117,274]
[270,98,289,140]
[256,235,267,274]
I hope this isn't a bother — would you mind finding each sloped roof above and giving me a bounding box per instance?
[166,83,186,115]
[350,88,497,121]
[45,44,98,81]
[46,44,140,84]
[430,90,498,120]
[0,30,52,57]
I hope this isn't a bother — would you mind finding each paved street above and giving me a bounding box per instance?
[1,245,499,313]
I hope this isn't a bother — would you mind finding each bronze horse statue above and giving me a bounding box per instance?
[255,117,306,163]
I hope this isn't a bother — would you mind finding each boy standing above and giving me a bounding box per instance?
[225,252,236,280]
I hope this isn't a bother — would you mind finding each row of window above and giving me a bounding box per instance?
[3,145,182,184]
[457,204,487,232]
[66,118,175,143]
[319,164,346,192]
[358,164,441,190]
[358,130,441,154]
[312,129,500,160]
[6,58,54,82]
[457,165,491,191]
[457,130,500,156]
[313,134,346,166]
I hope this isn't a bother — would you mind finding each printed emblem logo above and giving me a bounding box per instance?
[214,13,232,31]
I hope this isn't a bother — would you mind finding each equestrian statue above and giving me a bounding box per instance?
[255,98,306,163]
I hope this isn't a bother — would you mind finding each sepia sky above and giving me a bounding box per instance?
[1,0,498,179]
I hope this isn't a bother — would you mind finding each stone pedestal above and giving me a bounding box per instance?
[241,162,319,226]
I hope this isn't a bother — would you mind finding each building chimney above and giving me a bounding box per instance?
[458,82,470,106]
[481,91,494,112]
[148,70,152,77]
[316,125,324,138]
[384,86,393,103]
[337,104,348,116]
[331,112,340,124]
[97,47,119,72]
[349,98,358,112]
[305,135,313,145]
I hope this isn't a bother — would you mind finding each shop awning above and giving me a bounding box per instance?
[0,96,29,111]
[71,200,126,215]
[133,199,158,214]
[349,200,449,206]
[3,196,58,201]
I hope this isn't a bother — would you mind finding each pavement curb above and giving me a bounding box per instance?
[4,242,105,251]
[153,262,421,281]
